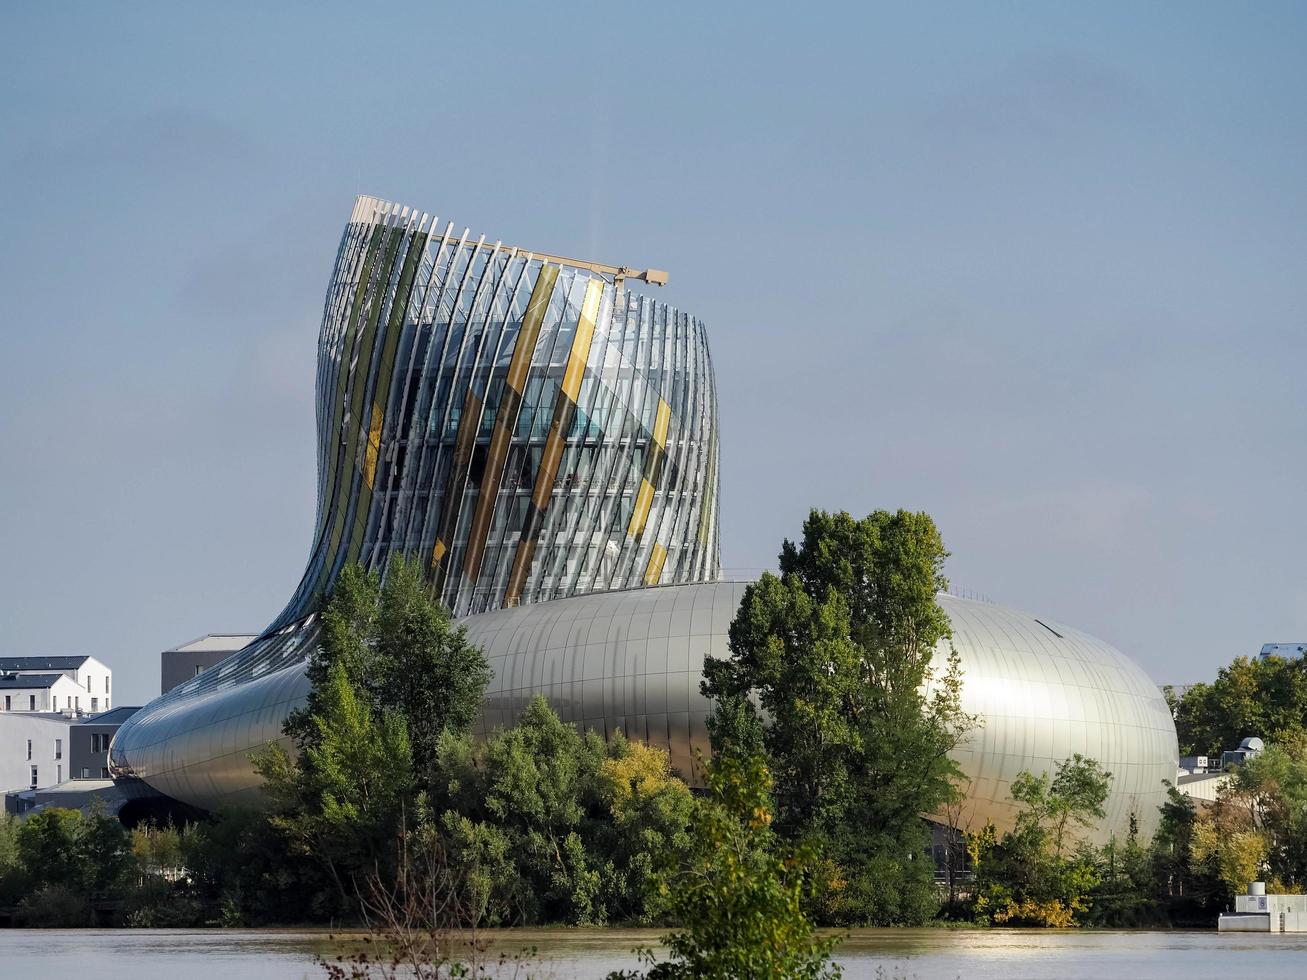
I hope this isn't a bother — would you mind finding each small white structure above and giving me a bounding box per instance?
[0,656,113,713]
[1220,882,1307,933]
[1176,771,1229,803]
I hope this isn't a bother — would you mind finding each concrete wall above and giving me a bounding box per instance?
[68,657,112,710]
[0,714,71,792]
[70,721,118,779]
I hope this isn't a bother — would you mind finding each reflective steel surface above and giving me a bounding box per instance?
[114,579,1177,840]
[465,584,1178,841]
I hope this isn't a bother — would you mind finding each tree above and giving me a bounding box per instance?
[1141,784,1224,926]
[257,661,414,901]
[288,555,491,781]
[1191,822,1269,897]
[703,508,973,925]
[1010,753,1111,858]
[969,756,1112,927]
[1170,656,1307,757]
[433,698,696,926]
[597,735,697,922]
[1218,736,1307,888]
[613,750,842,980]
[16,808,83,890]
[374,554,492,771]
[74,803,134,897]
[0,813,23,905]
[258,555,491,915]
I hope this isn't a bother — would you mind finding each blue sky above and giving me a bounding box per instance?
[2,2,1305,705]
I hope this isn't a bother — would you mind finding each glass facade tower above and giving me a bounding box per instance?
[110,196,721,804]
[281,194,719,624]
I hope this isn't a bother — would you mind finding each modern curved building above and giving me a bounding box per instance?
[111,194,720,804]
[111,194,1178,840]
[464,583,1177,841]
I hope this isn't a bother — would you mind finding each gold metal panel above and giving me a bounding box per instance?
[363,403,384,490]
[652,398,671,448]
[561,279,604,401]
[627,478,655,537]
[644,542,668,585]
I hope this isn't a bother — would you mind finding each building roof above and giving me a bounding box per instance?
[0,656,92,672]
[1260,643,1307,658]
[165,634,257,654]
[72,706,140,726]
[0,672,65,689]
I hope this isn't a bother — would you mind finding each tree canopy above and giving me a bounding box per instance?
[703,508,973,925]
[1169,654,1307,757]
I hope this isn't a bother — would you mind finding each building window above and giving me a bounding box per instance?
[29,695,35,710]
[91,698,98,712]
[74,697,80,711]
[55,739,62,760]
[91,733,101,753]
[3,696,8,711]
[29,766,37,789]
[195,665,205,677]
[105,676,110,694]
[56,764,61,783]
[52,696,58,711]
[86,675,92,692]
[26,739,31,761]
[80,767,89,779]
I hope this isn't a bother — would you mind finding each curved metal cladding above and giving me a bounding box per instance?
[462,583,1179,843]
[109,195,721,808]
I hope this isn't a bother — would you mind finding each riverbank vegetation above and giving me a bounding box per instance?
[8,509,1306,962]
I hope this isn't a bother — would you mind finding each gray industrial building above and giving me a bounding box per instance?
[161,635,256,695]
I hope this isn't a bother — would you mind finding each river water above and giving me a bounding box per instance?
[5,926,1307,978]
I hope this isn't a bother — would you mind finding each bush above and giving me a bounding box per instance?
[16,884,92,927]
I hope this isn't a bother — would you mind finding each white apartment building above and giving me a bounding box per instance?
[0,656,112,714]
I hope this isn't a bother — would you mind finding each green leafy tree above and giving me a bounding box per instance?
[969,755,1111,927]
[16,808,83,890]
[1171,656,1307,757]
[74,803,134,897]
[1205,735,1307,890]
[613,750,841,980]
[597,735,696,922]
[1136,784,1224,926]
[257,661,414,901]
[1010,753,1111,858]
[256,555,490,916]
[703,508,972,924]
[179,807,332,924]
[7,806,131,925]
[435,697,695,926]
[1087,814,1165,927]
[288,555,491,779]
[0,813,23,905]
